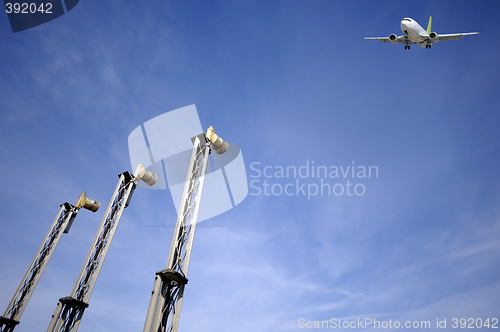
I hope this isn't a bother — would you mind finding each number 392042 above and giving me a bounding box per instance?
[5,3,53,14]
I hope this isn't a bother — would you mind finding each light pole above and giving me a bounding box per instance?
[46,163,157,332]
[143,126,228,332]
[0,193,100,332]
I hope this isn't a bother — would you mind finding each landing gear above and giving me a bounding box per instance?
[425,44,432,49]
[405,45,411,50]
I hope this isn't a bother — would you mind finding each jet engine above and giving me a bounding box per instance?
[429,32,438,40]
[389,34,398,43]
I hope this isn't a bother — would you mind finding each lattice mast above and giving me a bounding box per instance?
[46,163,158,332]
[0,193,99,332]
[143,127,228,332]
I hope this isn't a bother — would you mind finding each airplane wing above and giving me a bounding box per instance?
[364,35,411,44]
[436,32,479,42]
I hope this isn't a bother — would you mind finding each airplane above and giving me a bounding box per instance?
[365,16,479,50]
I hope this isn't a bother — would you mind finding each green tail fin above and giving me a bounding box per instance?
[426,16,432,34]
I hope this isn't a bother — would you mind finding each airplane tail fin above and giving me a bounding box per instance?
[426,16,432,34]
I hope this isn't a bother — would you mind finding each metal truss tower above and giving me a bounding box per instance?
[143,127,228,332]
[0,193,100,332]
[46,163,157,332]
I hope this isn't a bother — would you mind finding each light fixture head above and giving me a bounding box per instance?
[206,126,228,154]
[76,192,100,212]
[136,163,158,186]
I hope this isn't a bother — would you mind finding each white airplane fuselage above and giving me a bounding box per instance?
[400,18,429,47]
[365,17,479,49]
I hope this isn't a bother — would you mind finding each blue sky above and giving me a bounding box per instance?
[1,1,499,331]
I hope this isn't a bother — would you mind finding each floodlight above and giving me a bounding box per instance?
[206,126,228,154]
[136,163,158,186]
[75,192,100,212]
